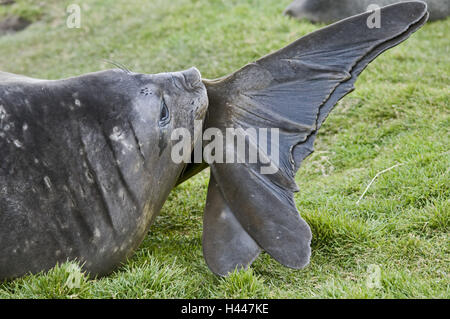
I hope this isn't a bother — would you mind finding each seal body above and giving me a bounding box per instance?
[284,0,449,22]
[0,68,208,280]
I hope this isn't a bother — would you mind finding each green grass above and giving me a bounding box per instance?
[0,0,449,299]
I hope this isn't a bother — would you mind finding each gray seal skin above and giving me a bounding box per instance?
[0,67,208,280]
[177,2,428,276]
[284,0,449,22]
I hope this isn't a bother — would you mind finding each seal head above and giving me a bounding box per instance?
[0,67,208,279]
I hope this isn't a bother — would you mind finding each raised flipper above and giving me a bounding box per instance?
[196,2,429,275]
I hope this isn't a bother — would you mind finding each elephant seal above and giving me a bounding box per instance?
[284,0,448,23]
[1,2,428,279]
[0,67,208,280]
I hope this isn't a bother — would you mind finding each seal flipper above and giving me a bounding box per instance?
[203,173,261,276]
[200,2,428,275]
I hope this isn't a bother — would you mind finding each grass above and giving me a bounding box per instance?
[0,0,448,299]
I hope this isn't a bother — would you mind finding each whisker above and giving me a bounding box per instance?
[103,59,132,74]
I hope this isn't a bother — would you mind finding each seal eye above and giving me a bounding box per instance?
[159,97,170,126]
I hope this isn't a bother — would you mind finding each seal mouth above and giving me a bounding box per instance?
[194,85,209,122]
[195,100,208,121]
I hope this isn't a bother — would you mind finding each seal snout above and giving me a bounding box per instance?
[283,6,296,17]
[181,67,203,89]
[283,0,305,17]
[171,67,208,122]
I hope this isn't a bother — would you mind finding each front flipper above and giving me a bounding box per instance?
[200,2,428,275]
